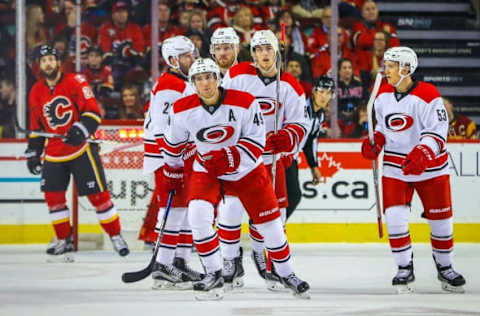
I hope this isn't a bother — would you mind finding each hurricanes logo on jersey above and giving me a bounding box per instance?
[196,125,235,144]
[43,96,73,129]
[385,113,414,132]
[256,97,282,116]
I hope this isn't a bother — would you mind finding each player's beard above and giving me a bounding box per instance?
[217,55,235,69]
[41,65,60,81]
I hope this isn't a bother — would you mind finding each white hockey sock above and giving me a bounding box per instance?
[154,207,186,265]
[385,205,412,267]
[218,195,244,260]
[188,199,221,273]
[256,217,293,278]
[428,217,453,267]
[175,213,193,262]
[280,207,287,226]
[249,222,265,253]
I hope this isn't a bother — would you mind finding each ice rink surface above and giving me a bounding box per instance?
[0,243,479,316]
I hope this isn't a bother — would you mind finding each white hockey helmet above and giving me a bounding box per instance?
[188,58,221,86]
[210,27,240,48]
[161,35,195,69]
[383,46,418,76]
[250,29,279,56]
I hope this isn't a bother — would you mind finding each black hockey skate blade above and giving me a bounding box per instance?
[122,262,153,283]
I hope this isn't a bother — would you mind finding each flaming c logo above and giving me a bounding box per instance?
[385,113,414,132]
[43,96,73,129]
[256,97,282,116]
[196,125,235,144]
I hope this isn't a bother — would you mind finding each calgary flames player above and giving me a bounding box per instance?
[161,58,310,300]
[25,45,129,261]
[361,46,466,293]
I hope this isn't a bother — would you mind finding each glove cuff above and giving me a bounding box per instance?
[73,122,90,139]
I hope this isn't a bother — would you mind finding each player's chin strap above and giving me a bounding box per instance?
[253,52,278,75]
[394,67,413,88]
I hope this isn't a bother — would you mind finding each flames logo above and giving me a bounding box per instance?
[196,125,235,144]
[256,97,282,116]
[385,113,414,132]
[43,96,73,129]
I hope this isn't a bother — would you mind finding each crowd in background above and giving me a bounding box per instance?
[0,0,477,139]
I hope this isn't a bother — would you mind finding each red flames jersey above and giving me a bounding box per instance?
[98,21,145,57]
[352,20,400,50]
[448,115,478,140]
[82,65,114,91]
[29,73,102,162]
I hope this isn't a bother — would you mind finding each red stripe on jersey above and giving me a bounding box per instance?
[144,142,160,154]
[223,89,255,109]
[173,94,201,114]
[411,81,441,104]
[268,242,290,262]
[384,154,404,166]
[285,123,306,143]
[155,136,165,150]
[421,134,446,153]
[429,151,448,168]
[280,72,305,97]
[152,72,187,96]
[218,227,241,242]
[238,139,263,159]
[195,233,220,255]
[389,234,411,249]
[161,232,179,246]
[431,236,453,251]
[163,139,187,156]
[228,61,257,79]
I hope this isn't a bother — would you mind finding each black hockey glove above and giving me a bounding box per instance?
[65,122,89,146]
[25,148,42,175]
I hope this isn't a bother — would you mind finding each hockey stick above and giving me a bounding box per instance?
[271,24,285,188]
[367,72,384,239]
[121,190,174,283]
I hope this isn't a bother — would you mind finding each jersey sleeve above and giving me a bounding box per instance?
[419,97,448,155]
[27,86,46,151]
[162,107,189,168]
[281,86,309,154]
[73,74,102,134]
[148,88,181,149]
[373,97,386,136]
[235,100,266,164]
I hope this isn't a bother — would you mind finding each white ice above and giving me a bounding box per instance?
[0,244,479,316]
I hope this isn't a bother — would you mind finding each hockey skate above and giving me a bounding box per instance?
[152,262,191,290]
[193,270,224,301]
[223,247,245,291]
[392,261,415,294]
[280,273,311,299]
[110,234,130,257]
[251,250,267,279]
[434,258,466,293]
[174,257,204,282]
[46,235,74,263]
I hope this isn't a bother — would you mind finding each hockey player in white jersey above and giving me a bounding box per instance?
[142,36,203,289]
[361,46,466,293]
[161,58,310,300]
[221,29,309,287]
[210,27,240,77]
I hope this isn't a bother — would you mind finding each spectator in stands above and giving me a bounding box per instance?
[286,55,313,99]
[52,36,75,74]
[82,45,115,99]
[291,0,324,20]
[337,58,367,137]
[259,0,284,26]
[351,0,399,51]
[274,28,312,81]
[119,84,144,119]
[54,0,98,68]
[26,4,50,57]
[142,1,185,72]
[348,104,369,138]
[358,30,388,89]
[98,0,145,90]
[185,29,209,58]
[0,73,15,138]
[443,97,478,140]
[274,9,308,56]
[310,26,359,79]
[178,11,192,30]
[232,7,258,50]
[207,0,237,30]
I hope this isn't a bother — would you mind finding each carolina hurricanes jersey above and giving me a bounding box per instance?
[222,62,309,165]
[29,73,101,162]
[375,81,449,182]
[143,70,195,174]
[163,89,266,181]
